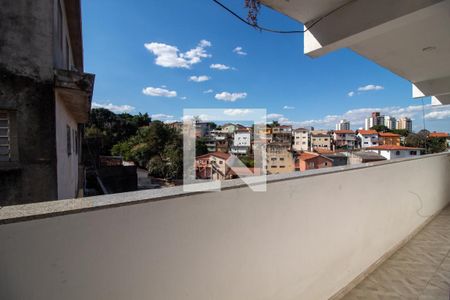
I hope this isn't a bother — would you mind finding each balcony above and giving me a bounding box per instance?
[0,152,449,299]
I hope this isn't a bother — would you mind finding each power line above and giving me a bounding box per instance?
[212,0,356,34]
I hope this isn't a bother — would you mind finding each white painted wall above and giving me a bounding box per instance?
[358,133,379,148]
[1,154,449,300]
[293,130,309,151]
[368,149,421,160]
[233,131,251,147]
[55,96,79,199]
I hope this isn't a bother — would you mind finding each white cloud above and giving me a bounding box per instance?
[142,87,177,98]
[182,114,210,121]
[233,46,247,56]
[357,84,384,92]
[203,89,214,94]
[210,63,231,70]
[267,113,283,119]
[224,109,251,116]
[283,105,295,110]
[348,91,355,97]
[179,96,187,100]
[189,75,210,82]
[215,92,247,102]
[151,113,175,120]
[144,40,211,68]
[425,109,450,120]
[92,102,135,113]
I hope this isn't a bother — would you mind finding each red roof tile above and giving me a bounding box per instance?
[378,132,400,137]
[334,130,354,134]
[358,130,378,135]
[429,132,449,138]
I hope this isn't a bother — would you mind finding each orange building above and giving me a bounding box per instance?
[378,132,401,146]
[295,152,333,172]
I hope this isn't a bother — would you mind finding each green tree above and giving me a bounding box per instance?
[370,125,390,132]
[147,156,166,178]
[427,137,447,153]
[405,133,426,148]
[390,129,409,137]
[196,137,209,156]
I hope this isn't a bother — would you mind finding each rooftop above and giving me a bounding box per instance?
[366,145,423,151]
[358,130,378,135]
[430,132,450,138]
[334,130,355,134]
[378,132,401,137]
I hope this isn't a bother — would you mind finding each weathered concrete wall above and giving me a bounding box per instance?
[0,0,58,205]
[0,0,54,80]
[0,69,58,205]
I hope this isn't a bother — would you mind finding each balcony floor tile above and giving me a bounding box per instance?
[342,205,450,300]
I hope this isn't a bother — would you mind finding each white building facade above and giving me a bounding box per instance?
[357,130,379,148]
[293,128,309,151]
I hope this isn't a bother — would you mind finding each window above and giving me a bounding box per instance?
[67,125,71,156]
[219,161,223,164]
[324,162,328,166]
[280,166,285,168]
[395,151,400,156]
[0,112,10,161]
[410,151,417,155]
[271,157,277,161]
[280,157,284,161]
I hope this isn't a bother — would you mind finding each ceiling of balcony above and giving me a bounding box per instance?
[260,0,450,104]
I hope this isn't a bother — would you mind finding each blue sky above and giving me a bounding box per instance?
[82,0,450,132]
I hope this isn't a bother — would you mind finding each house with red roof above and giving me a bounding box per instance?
[295,152,333,172]
[333,130,356,150]
[357,130,379,148]
[378,132,401,146]
[195,152,232,180]
[365,145,423,160]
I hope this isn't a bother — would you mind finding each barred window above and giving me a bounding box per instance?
[0,112,10,161]
[67,125,71,156]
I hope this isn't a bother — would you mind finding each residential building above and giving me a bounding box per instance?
[293,128,309,151]
[397,117,413,132]
[364,117,372,130]
[336,119,350,131]
[314,149,348,166]
[295,152,333,172]
[266,143,294,174]
[272,125,292,144]
[364,112,385,130]
[195,122,214,138]
[256,126,272,142]
[0,0,95,205]
[429,132,450,149]
[348,152,387,165]
[215,139,229,153]
[333,130,356,150]
[378,132,401,146]
[221,123,245,134]
[357,130,379,148]
[366,145,422,160]
[311,131,332,150]
[384,116,396,130]
[209,129,228,141]
[195,152,232,180]
[231,129,251,155]
[167,121,183,132]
